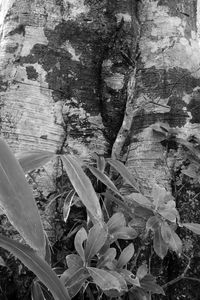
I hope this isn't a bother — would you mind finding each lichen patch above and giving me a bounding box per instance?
[21,26,48,56]
[140,1,200,78]
[63,0,90,20]
[62,40,81,62]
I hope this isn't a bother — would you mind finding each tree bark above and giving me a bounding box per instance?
[1,0,200,299]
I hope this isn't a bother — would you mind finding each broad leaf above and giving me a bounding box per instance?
[120,269,140,287]
[158,200,178,223]
[146,216,160,232]
[153,228,168,259]
[168,229,182,255]
[183,223,200,235]
[161,222,182,255]
[108,270,128,292]
[117,243,134,269]
[106,159,139,191]
[61,267,89,298]
[107,212,126,234]
[87,267,123,292]
[87,165,121,197]
[0,138,45,256]
[66,254,83,271]
[111,227,137,242]
[134,206,154,219]
[130,288,149,300]
[103,191,134,218]
[61,155,103,223]
[136,264,148,280]
[97,248,116,268]
[126,193,152,208]
[74,227,87,263]
[160,221,172,244]
[85,223,108,262]
[31,281,46,300]
[0,235,70,300]
[17,150,55,173]
[140,274,165,295]
[63,190,75,223]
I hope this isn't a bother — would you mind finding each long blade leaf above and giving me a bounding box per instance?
[17,151,55,173]
[106,159,139,192]
[0,235,70,300]
[0,139,45,256]
[61,155,103,223]
[87,165,121,197]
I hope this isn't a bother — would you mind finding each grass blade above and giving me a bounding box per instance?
[87,165,121,197]
[0,235,70,300]
[106,159,139,192]
[17,151,55,173]
[0,139,45,256]
[61,155,103,223]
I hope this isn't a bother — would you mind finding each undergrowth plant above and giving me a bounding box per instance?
[0,128,199,299]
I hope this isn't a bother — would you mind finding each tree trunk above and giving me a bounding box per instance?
[1,0,200,299]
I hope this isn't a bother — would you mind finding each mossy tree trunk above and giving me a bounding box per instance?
[1,0,200,299]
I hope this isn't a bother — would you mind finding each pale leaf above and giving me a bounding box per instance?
[85,223,108,262]
[0,139,45,256]
[117,243,134,268]
[0,235,70,300]
[106,159,139,191]
[61,155,103,223]
[74,227,87,263]
[17,150,55,173]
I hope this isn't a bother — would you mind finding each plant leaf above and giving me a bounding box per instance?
[31,281,46,300]
[106,159,139,192]
[87,165,121,197]
[153,228,168,259]
[87,267,123,292]
[66,254,83,271]
[158,207,178,223]
[61,155,103,223]
[111,227,137,242]
[161,222,182,255]
[183,223,200,235]
[0,234,70,300]
[146,216,161,232]
[97,248,117,268]
[126,193,152,208]
[17,151,55,173]
[117,243,134,269]
[85,223,108,262]
[0,138,45,256]
[140,274,165,295]
[61,268,89,298]
[120,269,140,287]
[108,270,128,292]
[96,154,106,172]
[130,288,149,300]
[103,191,134,218]
[63,190,75,223]
[107,212,126,234]
[168,229,182,255]
[134,206,154,219]
[136,263,148,280]
[74,227,87,263]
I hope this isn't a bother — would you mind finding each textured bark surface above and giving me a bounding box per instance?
[1,0,200,299]
[123,1,200,299]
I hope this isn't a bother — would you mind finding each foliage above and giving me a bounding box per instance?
[0,137,200,299]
